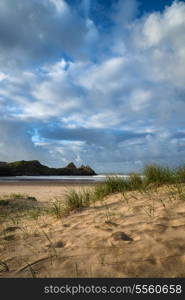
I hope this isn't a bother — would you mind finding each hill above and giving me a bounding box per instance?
[0,160,96,176]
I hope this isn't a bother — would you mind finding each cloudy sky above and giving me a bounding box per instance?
[0,0,185,173]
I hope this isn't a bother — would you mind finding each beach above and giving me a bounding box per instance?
[0,180,95,202]
[0,180,185,277]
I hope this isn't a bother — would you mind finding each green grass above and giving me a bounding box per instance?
[63,163,185,210]
[105,176,129,193]
[47,190,92,218]
[127,173,144,190]
[65,188,91,210]
[174,165,185,183]
[92,183,111,201]
[0,199,9,206]
[2,163,185,219]
[28,208,41,220]
[27,196,37,201]
[92,174,144,200]
[143,164,174,185]
[64,175,145,211]
[143,164,185,185]
[47,200,63,219]
[9,193,25,200]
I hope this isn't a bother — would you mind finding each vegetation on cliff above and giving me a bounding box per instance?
[0,160,96,176]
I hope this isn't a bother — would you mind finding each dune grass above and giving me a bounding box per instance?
[65,188,91,210]
[63,164,185,212]
[174,165,185,183]
[92,174,143,200]
[143,164,174,185]
[63,174,145,211]
[0,199,9,206]
[3,164,183,218]
[143,164,185,185]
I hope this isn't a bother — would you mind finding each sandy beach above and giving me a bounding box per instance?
[0,181,185,278]
[0,181,95,202]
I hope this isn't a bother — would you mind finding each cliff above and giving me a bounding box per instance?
[0,160,96,176]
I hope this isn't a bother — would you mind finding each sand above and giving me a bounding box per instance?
[0,182,185,277]
[0,181,94,202]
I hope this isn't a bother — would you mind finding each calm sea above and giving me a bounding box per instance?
[0,174,129,182]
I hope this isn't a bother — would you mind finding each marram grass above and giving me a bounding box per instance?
[64,164,185,212]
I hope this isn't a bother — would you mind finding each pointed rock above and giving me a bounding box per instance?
[65,162,77,169]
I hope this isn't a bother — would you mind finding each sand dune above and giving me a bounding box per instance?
[0,183,185,277]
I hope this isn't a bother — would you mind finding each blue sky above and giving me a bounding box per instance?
[0,0,185,173]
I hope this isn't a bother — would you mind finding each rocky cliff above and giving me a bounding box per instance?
[0,160,96,176]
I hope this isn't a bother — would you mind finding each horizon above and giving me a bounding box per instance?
[0,0,185,173]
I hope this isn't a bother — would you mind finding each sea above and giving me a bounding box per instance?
[0,174,130,182]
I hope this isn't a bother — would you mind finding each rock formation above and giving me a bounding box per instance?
[0,160,96,176]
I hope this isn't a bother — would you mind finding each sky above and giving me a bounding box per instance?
[0,0,185,173]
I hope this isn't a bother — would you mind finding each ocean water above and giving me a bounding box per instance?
[0,174,130,182]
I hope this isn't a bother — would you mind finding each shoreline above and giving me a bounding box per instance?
[0,180,97,185]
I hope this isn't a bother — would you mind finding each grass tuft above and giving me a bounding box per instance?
[143,164,174,185]
[174,165,185,183]
[0,199,9,206]
[48,200,63,219]
[64,164,185,207]
[65,189,91,211]
[10,193,25,200]
[127,173,143,190]
[92,174,144,201]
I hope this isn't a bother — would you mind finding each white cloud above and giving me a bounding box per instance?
[49,0,68,13]
[135,1,185,48]
[130,89,151,112]
[0,72,7,81]
[1,1,185,172]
